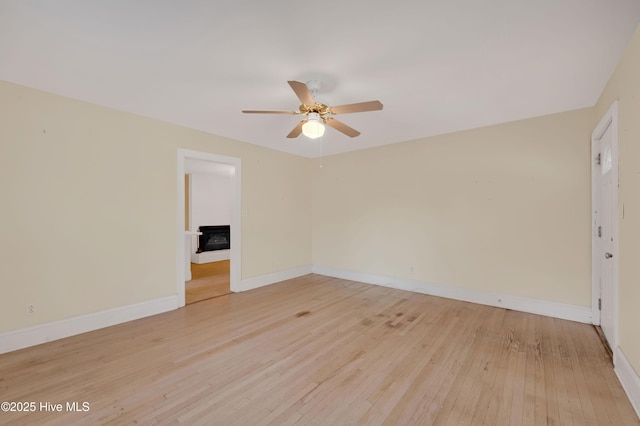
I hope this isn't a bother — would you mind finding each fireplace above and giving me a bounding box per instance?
[197,225,230,253]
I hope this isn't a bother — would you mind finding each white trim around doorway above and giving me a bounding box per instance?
[177,149,242,307]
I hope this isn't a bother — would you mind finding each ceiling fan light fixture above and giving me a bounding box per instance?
[242,80,382,139]
[301,112,325,139]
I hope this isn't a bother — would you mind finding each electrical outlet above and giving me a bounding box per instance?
[26,304,35,315]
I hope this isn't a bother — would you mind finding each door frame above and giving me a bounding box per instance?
[591,100,619,348]
[177,149,241,307]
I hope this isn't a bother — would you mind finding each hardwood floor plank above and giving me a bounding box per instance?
[473,309,518,424]
[0,274,637,425]
[185,261,230,304]
[383,301,479,424]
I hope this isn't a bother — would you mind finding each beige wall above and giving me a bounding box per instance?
[595,25,640,375]
[0,80,312,333]
[313,108,593,306]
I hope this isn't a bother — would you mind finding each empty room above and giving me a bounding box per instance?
[1,1,640,424]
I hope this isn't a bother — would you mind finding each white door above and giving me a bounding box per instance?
[592,101,618,350]
[599,124,615,346]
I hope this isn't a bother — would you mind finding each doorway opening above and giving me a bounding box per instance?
[185,170,232,304]
[177,149,241,307]
[591,100,619,356]
[186,260,231,304]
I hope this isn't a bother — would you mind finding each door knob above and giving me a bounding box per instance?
[605,252,613,259]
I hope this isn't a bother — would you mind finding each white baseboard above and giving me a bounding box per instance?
[615,347,640,419]
[312,265,592,324]
[191,250,230,264]
[0,266,594,356]
[0,295,179,355]
[237,265,312,292]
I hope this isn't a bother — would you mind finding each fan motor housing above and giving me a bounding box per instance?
[300,103,331,116]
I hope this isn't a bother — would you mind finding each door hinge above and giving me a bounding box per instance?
[598,226,602,238]
[598,298,602,311]
[596,153,601,165]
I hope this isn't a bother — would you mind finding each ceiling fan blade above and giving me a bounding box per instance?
[288,80,315,106]
[242,110,299,114]
[287,120,305,138]
[329,100,383,114]
[323,117,361,138]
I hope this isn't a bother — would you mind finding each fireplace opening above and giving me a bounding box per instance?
[197,225,230,253]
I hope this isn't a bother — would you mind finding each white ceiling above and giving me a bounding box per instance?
[1,1,639,158]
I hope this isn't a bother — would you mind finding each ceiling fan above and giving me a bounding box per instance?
[242,80,383,139]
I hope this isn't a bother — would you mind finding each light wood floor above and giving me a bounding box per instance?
[0,274,638,425]
[185,260,231,304]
